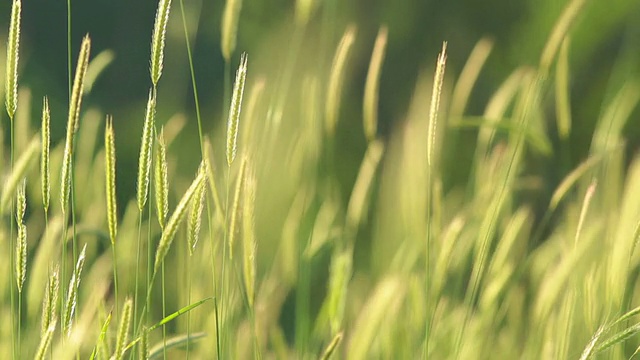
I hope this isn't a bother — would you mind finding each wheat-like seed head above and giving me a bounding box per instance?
[188,164,206,255]
[1,136,39,214]
[61,35,91,215]
[33,321,55,360]
[15,223,26,293]
[137,89,156,211]
[226,53,248,167]
[41,97,51,212]
[4,0,21,119]
[363,26,388,143]
[105,116,118,244]
[427,42,447,168]
[320,332,343,360]
[228,157,247,260]
[113,297,133,360]
[150,0,173,86]
[155,127,169,229]
[325,25,357,137]
[16,178,26,223]
[221,0,243,61]
[139,326,149,360]
[154,165,205,275]
[41,265,59,336]
[63,244,87,337]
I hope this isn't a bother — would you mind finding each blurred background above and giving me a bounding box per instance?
[1,0,639,184]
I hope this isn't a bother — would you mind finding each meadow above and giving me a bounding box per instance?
[2,0,640,358]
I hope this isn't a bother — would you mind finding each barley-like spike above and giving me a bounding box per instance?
[113,297,133,360]
[427,42,447,168]
[41,97,51,211]
[363,26,388,143]
[61,35,92,215]
[63,244,87,337]
[221,0,243,61]
[139,326,149,360]
[5,0,21,119]
[228,157,247,260]
[33,322,55,360]
[105,117,118,244]
[15,223,26,293]
[16,179,26,223]
[154,165,205,275]
[242,165,256,308]
[0,136,39,214]
[137,89,156,211]
[188,165,206,255]
[155,128,169,229]
[226,53,248,167]
[325,25,357,137]
[150,0,173,86]
[41,265,59,336]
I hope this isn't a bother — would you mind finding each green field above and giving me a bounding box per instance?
[2,0,640,358]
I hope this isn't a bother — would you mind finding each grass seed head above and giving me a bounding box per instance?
[155,127,169,229]
[150,0,173,85]
[105,116,118,243]
[221,0,243,61]
[113,297,133,360]
[226,53,248,167]
[137,89,156,211]
[41,96,51,212]
[5,0,21,119]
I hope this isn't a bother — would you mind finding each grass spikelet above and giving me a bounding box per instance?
[105,116,117,243]
[319,332,343,360]
[41,265,59,336]
[15,181,26,292]
[139,326,149,360]
[150,0,173,86]
[154,164,206,275]
[242,164,256,307]
[226,53,248,166]
[63,243,87,337]
[4,0,21,119]
[137,89,156,211]
[41,96,50,212]
[427,41,447,168]
[113,297,133,360]
[34,322,55,360]
[61,35,91,214]
[228,157,248,260]
[325,25,356,137]
[1,136,39,214]
[155,128,169,229]
[221,0,243,61]
[188,165,206,255]
[363,26,388,142]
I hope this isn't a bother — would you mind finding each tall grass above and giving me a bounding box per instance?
[2,0,640,359]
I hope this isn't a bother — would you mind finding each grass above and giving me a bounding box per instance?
[2,0,640,358]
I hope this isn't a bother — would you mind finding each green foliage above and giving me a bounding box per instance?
[2,0,640,359]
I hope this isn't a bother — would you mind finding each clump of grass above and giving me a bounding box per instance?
[4,0,21,119]
[226,53,248,167]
